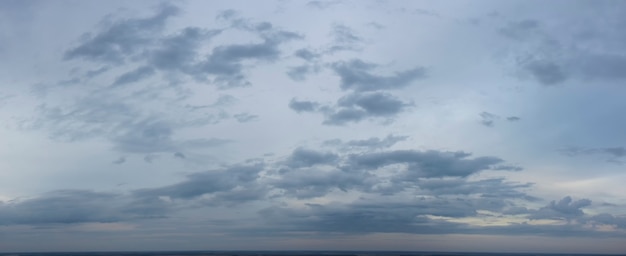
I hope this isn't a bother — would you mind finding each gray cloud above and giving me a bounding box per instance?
[322,92,412,125]
[64,3,180,64]
[577,53,626,81]
[523,60,567,85]
[498,19,540,41]
[294,48,320,61]
[285,148,339,168]
[148,27,222,72]
[530,196,592,221]
[112,66,155,86]
[480,111,498,127]
[560,146,626,163]
[326,24,363,53]
[287,64,318,81]
[192,30,303,88]
[417,177,534,199]
[112,157,126,165]
[0,190,166,225]
[323,134,408,150]
[288,98,320,113]
[259,199,490,234]
[233,113,258,123]
[306,0,342,10]
[331,59,426,92]
[348,150,503,178]
[135,163,264,201]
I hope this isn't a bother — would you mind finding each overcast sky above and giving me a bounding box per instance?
[1,0,626,253]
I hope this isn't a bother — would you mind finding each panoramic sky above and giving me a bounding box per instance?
[1,0,626,253]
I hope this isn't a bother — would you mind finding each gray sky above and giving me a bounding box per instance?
[1,0,626,253]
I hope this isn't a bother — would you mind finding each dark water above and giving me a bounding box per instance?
[0,251,622,256]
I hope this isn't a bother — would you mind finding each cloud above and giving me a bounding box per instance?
[294,48,320,61]
[112,157,126,165]
[112,66,155,86]
[479,112,521,127]
[64,3,180,64]
[306,1,342,10]
[288,98,320,113]
[522,60,568,85]
[498,19,540,40]
[191,29,303,88]
[0,190,167,225]
[134,163,265,201]
[480,111,499,127]
[416,177,533,199]
[331,59,426,92]
[322,92,412,125]
[529,196,592,221]
[285,148,339,168]
[559,146,626,163]
[259,199,484,234]
[347,150,503,178]
[287,65,318,81]
[233,113,258,122]
[326,24,363,52]
[577,53,626,81]
[148,27,222,72]
[323,134,408,150]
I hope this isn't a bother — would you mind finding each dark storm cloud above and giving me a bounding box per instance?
[285,148,339,168]
[323,134,408,150]
[288,98,320,113]
[112,66,155,86]
[331,59,426,92]
[64,3,180,64]
[0,190,166,225]
[348,150,503,178]
[322,92,412,125]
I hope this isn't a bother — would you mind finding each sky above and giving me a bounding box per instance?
[1,0,626,253]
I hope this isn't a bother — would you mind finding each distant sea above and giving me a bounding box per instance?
[0,251,622,256]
